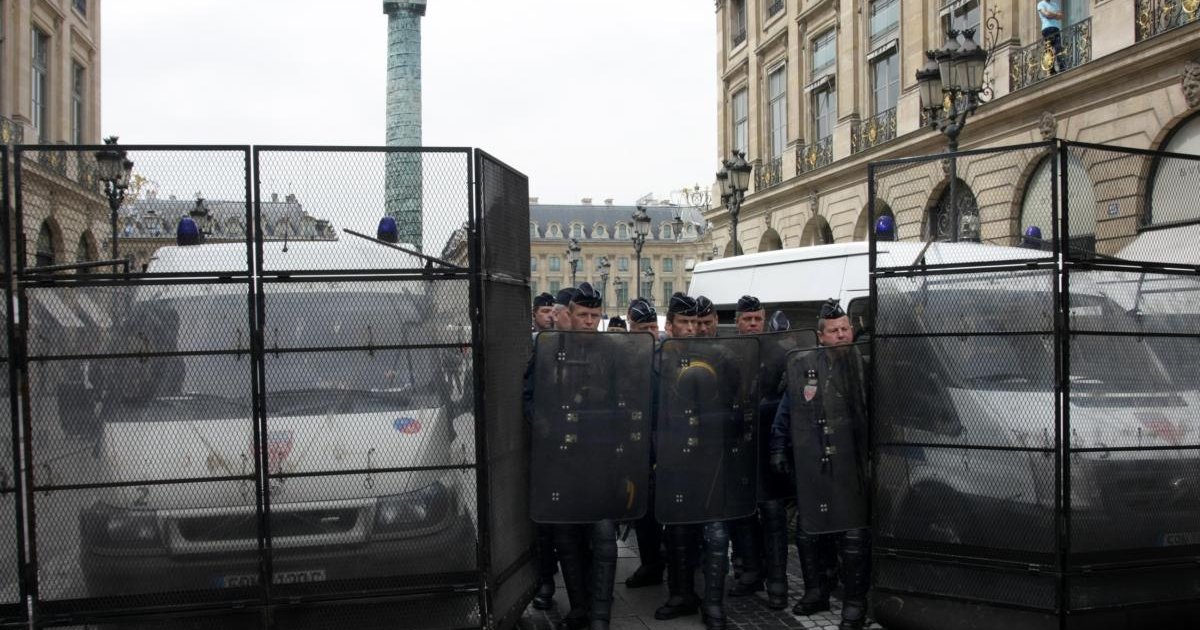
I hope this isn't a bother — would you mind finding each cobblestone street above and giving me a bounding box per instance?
[517,534,881,630]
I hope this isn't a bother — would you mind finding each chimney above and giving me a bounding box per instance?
[581,197,592,205]
[271,193,279,203]
[285,193,297,204]
[604,198,613,206]
[529,197,539,205]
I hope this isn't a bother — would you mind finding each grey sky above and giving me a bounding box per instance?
[101,0,718,206]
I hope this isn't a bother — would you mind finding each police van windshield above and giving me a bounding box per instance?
[101,291,447,420]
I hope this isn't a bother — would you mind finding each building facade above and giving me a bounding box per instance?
[712,0,1200,256]
[530,200,711,313]
[3,0,105,269]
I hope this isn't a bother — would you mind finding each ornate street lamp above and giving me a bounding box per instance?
[718,151,752,255]
[917,28,989,242]
[642,265,656,306]
[566,237,581,285]
[95,136,134,258]
[631,205,652,297]
[597,256,611,306]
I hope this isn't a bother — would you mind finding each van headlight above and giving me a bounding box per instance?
[373,481,454,536]
[81,504,163,549]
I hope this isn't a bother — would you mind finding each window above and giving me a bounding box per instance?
[767,65,787,160]
[662,281,674,306]
[530,256,538,272]
[531,280,538,295]
[530,222,540,238]
[942,0,980,46]
[550,256,561,272]
[72,62,85,144]
[615,222,630,240]
[731,0,747,46]
[32,27,49,144]
[871,52,899,115]
[869,0,899,42]
[812,29,836,78]
[732,88,749,157]
[73,0,87,16]
[813,89,836,140]
[616,283,629,308]
[569,223,584,239]
[660,223,674,240]
[618,257,629,272]
[547,223,562,238]
[549,280,561,294]
[592,223,608,238]
[663,257,674,273]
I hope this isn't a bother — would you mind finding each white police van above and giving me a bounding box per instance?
[690,240,1199,553]
[79,235,478,600]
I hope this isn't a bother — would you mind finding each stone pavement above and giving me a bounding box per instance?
[515,534,882,630]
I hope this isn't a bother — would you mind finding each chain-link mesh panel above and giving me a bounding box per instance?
[874,554,1059,611]
[475,151,534,627]
[0,144,21,622]
[254,149,471,271]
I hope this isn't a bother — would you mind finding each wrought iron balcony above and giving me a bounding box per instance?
[1136,0,1200,41]
[732,27,747,47]
[1010,18,1091,91]
[797,137,833,174]
[851,109,897,153]
[755,156,783,191]
[766,0,784,18]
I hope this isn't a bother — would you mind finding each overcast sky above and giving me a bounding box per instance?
[101,0,718,206]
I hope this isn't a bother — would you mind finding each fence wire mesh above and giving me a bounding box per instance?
[3,145,526,629]
[869,139,1200,626]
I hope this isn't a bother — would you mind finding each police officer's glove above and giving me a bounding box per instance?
[769,450,791,476]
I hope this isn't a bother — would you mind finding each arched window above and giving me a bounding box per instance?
[76,231,98,272]
[854,202,894,241]
[659,223,674,240]
[615,222,629,240]
[1148,115,1200,226]
[800,215,833,246]
[759,228,784,251]
[592,223,608,239]
[35,220,58,267]
[547,223,563,239]
[569,223,584,239]
[1021,153,1097,253]
[925,180,978,242]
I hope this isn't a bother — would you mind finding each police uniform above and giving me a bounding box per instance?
[528,291,561,610]
[623,298,666,589]
[768,300,870,630]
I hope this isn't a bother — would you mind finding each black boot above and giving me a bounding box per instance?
[838,529,871,630]
[553,526,590,630]
[589,521,618,630]
[532,524,558,610]
[727,516,763,597]
[627,484,665,588]
[761,500,789,610]
[792,531,830,616]
[700,522,729,630]
[654,526,699,620]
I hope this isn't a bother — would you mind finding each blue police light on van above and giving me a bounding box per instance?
[176,216,203,246]
[1021,225,1042,249]
[378,217,400,243]
[875,214,896,241]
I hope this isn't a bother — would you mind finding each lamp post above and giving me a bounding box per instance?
[717,151,753,255]
[94,136,134,258]
[642,265,656,306]
[917,28,988,242]
[631,205,652,297]
[597,256,611,306]
[566,237,581,285]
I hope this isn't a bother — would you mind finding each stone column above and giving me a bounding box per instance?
[383,1,427,249]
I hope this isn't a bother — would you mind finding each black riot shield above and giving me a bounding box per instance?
[786,341,869,534]
[755,329,818,502]
[529,331,655,524]
[655,336,760,525]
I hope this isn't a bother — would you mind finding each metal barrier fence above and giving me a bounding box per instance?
[867,140,1200,629]
[1,144,532,629]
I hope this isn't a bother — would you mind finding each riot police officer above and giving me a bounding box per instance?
[695,295,719,337]
[627,298,660,336]
[624,297,666,589]
[769,299,870,630]
[533,292,556,333]
[654,293,732,630]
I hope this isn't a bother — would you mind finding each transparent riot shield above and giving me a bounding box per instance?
[786,341,870,534]
[529,331,655,524]
[655,336,760,525]
[755,329,818,502]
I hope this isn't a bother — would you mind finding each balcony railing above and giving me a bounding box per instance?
[1010,18,1092,92]
[0,116,23,145]
[797,137,833,174]
[766,0,784,19]
[732,27,747,47]
[851,108,897,153]
[1136,0,1200,41]
[755,156,783,191]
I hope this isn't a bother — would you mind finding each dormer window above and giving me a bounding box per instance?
[592,223,608,239]
[615,222,630,240]
[569,223,584,239]
[547,223,563,239]
[659,223,674,240]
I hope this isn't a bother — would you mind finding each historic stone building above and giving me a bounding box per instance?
[3,0,106,269]
[711,0,1200,256]
[529,199,711,312]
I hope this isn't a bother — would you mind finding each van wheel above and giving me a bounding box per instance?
[910,487,978,546]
